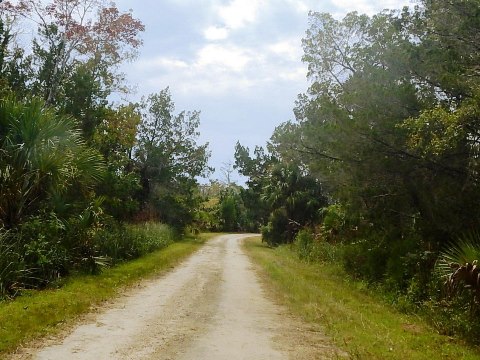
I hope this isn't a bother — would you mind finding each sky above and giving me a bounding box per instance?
[116,0,413,183]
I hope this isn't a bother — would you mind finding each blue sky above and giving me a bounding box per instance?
[116,0,413,183]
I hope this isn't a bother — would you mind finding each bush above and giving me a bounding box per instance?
[321,204,346,238]
[295,229,315,260]
[19,215,69,283]
[295,230,342,263]
[422,274,480,342]
[0,231,24,299]
[97,222,175,264]
[125,222,175,256]
[0,214,176,298]
[261,208,290,246]
[342,238,388,281]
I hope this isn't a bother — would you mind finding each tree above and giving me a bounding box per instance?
[218,189,240,231]
[1,0,144,106]
[135,88,211,228]
[261,163,327,245]
[220,161,235,186]
[272,9,458,241]
[93,104,141,220]
[264,3,480,292]
[234,142,276,231]
[0,16,31,98]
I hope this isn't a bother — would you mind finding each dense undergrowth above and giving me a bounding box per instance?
[0,221,176,299]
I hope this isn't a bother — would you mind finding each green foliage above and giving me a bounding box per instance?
[423,287,480,341]
[0,236,204,356]
[234,142,275,230]
[123,222,175,257]
[342,238,388,281]
[0,1,209,305]
[267,4,480,258]
[0,96,105,228]
[19,215,69,284]
[255,2,480,344]
[294,229,341,263]
[97,222,175,263]
[436,233,480,304]
[219,192,238,231]
[0,231,24,299]
[320,204,346,236]
[261,208,289,246]
[135,88,211,228]
[261,163,327,245]
[245,237,480,358]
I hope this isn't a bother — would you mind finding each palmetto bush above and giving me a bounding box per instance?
[421,233,480,341]
[0,96,106,289]
[0,96,105,229]
[436,233,480,304]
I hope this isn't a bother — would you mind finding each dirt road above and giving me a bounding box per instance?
[15,234,341,359]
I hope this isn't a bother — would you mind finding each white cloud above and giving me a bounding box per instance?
[132,39,306,98]
[268,39,302,61]
[285,0,309,14]
[216,0,264,30]
[197,44,252,72]
[277,67,306,81]
[330,0,412,16]
[138,57,189,69]
[204,26,229,41]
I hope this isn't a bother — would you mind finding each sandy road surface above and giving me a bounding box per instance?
[13,234,341,360]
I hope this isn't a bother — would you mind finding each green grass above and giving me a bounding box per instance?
[0,232,216,356]
[244,237,480,360]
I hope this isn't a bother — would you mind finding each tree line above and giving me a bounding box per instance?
[226,0,480,343]
[0,0,210,296]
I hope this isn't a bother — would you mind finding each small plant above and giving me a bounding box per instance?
[0,230,28,298]
[436,233,480,304]
[295,229,315,260]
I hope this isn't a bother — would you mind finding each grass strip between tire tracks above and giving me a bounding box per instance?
[0,233,216,356]
[243,236,480,360]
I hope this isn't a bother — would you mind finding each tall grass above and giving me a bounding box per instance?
[97,222,176,264]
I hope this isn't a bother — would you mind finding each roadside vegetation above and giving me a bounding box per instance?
[0,230,213,356]
[245,237,480,359]
[2,0,480,355]
[0,1,211,299]
[226,0,480,347]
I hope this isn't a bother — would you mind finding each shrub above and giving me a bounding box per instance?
[423,276,480,341]
[321,204,346,238]
[295,229,315,260]
[97,222,175,264]
[293,229,342,263]
[19,214,69,284]
[342,237,388,281]
[0,231,24,299]
[436,233,480,304]
[261,208,290,246]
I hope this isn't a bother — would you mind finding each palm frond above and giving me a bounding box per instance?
[0,97,105,227]
[436,232,480,302]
